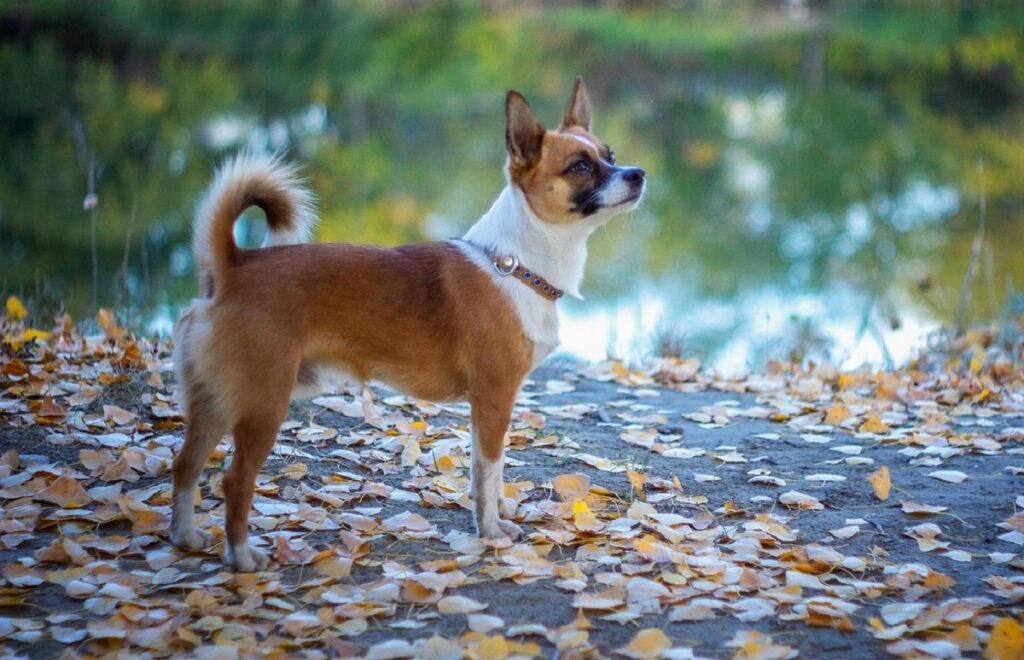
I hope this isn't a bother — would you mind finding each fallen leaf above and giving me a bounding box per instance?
[984,617,1023,660]
[901,501,948,516]
[617,628,672,659]
[928,470,968,484]
[5,295,28,320]
[868,466,891,500]
[552,473,591,501]
[437,595,487,614]
[97,308,126,341]
[626,467,647,494]
[778,490,823,511]
[37,396,67,419]
[859,415,891,434]
[572,499,605,532]
[36,474,92,508]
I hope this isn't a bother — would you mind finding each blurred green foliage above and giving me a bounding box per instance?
[0,1,1021,353]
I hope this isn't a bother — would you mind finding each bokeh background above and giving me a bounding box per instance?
[2,1,1022,371]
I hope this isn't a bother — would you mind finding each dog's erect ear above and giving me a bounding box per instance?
[506,91,545,168]
[559,76,592,132]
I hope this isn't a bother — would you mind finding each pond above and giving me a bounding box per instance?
[2,3,1022,372]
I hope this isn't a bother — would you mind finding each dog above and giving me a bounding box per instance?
[170,78,646,571]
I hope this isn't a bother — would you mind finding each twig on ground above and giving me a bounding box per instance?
[956,158,987,335]
[67,115,103,312]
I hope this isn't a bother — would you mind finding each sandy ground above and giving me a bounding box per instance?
[1,360,1022,658]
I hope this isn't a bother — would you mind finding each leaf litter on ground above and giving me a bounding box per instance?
[1,300,1023,657]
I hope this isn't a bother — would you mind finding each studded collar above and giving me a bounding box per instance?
[460,241,565,302]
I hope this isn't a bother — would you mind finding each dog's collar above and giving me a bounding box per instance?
[460,241,564,302]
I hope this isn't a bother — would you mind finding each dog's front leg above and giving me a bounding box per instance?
[469,395,522,540]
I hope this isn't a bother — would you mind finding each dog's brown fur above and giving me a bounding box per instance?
[173,230,533,570]
[170,79,643,571]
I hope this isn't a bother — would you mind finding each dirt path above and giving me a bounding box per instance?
[1,351,1023,658]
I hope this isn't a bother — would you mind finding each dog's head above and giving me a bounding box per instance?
[505,77,646,225]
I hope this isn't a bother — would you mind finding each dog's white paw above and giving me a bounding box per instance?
[170,526,213,552]
[499,496,518,520]
[479,518,523,541]
[227,544,270,573]
[497,519,523,540]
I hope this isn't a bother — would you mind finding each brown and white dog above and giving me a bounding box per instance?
[170,78,646,571]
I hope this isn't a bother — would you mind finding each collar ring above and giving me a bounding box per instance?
[493,255,519,276]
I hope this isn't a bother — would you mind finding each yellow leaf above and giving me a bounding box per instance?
[282,462,308,480]
[5,295,27,320]
[970,350,986,374]
[626,467,647,495]
[23,328,50,343]
[859,415,890,434]
[573,610,593,630]
[572,498,603,532]
[633,535,674,563]
[477,636,509,659]
[984,617,1024,660]
[825,402,849,426]
[619,628,671,659]
[552,473,591,501]
[867,466,891,501]
[435,454,457,473]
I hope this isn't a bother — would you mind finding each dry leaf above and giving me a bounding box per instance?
[778,490,823,511]
[984,617,1024,660]
[859,415,890,434]
[552,473,591,501]
[37,396,67,419]
[901,501,948,516]
[867,466,891,500]
[928,470,968,484]
[5,295,28,320]
[437,595,487,615]
[572,499,604,532]
[617,628,672,659]
[626,467,647,494]
[97,308,126,341]
[36,474,92,508]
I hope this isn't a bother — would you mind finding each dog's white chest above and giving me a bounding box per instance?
[532,340,558,368]
[453,241,560,369]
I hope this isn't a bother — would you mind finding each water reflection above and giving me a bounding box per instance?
[1,3,1021,370]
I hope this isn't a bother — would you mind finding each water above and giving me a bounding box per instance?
[2,3,1022,372]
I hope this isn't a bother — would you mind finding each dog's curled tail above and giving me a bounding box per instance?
[192,153,316,296]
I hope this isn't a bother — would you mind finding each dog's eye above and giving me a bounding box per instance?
[568,159,593,174]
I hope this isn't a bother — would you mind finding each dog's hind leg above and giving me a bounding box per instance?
[222,408,287,572]
[170,395,228,551]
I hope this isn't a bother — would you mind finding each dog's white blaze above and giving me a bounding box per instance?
[566,133,601,156]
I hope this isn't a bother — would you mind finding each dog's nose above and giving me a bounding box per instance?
[623,167,646,184]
